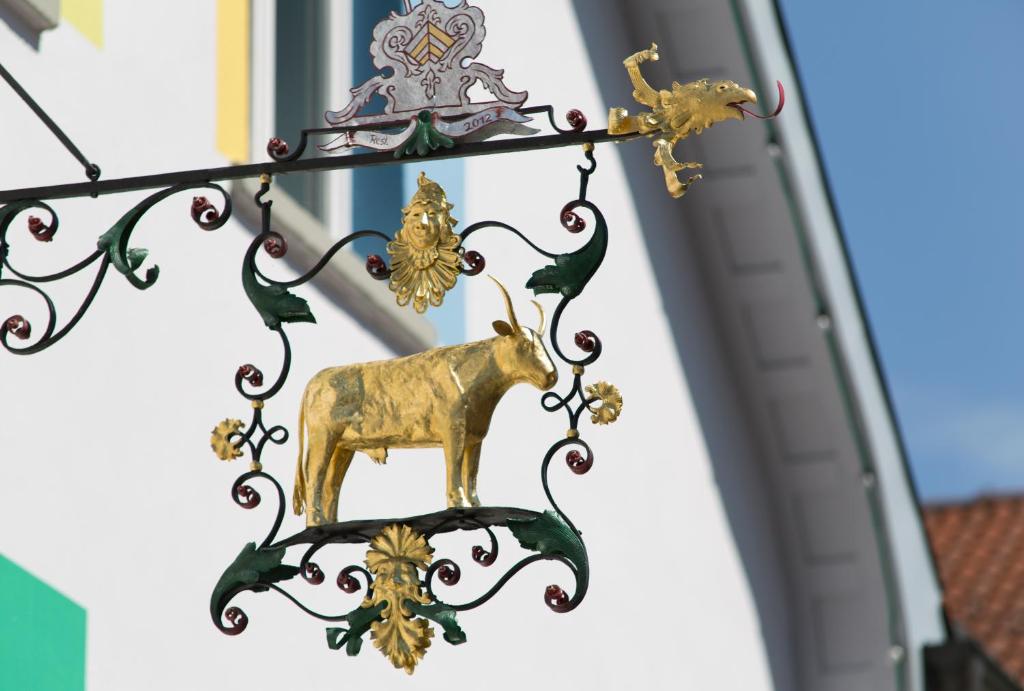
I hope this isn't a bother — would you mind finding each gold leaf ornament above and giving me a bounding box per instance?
[387,172,461,313]
[608,43,760,198]
[585,381,623,425]
[365,522,434,578]
[363,524,436,674]
[210,419,244,460]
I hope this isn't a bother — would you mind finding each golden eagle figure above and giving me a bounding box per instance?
[608,43,759,198]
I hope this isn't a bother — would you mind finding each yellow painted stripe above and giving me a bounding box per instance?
[428,23,454,47]
[62,0,104,49]
[410,32,431,59]
[216,0,250,163]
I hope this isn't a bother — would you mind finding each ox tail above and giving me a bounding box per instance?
[292,392,307,516]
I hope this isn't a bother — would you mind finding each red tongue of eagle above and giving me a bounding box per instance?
[730,80,786,119]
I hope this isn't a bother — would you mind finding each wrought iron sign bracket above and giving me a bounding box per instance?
[1,3,782,675]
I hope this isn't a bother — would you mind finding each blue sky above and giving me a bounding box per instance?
[776,0,1024,500]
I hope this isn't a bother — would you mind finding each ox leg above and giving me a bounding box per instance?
[462,442,482,507]
[443,434,469,508]
[322,448,355,523]
[304,427,340,526]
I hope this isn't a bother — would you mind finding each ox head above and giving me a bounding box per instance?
[489,277,558,391]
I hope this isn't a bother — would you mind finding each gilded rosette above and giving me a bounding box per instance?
[210,419,243,460]
[387,172,461,313]
[362,524,436,674]
[585,381,622,425]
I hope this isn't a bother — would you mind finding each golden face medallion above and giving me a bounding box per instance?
[386,172,462,313]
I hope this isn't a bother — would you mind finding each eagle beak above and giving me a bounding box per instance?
[728,89,758,119]
[730,81,785,121]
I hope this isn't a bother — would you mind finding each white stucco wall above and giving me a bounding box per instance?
[1,2,775,690]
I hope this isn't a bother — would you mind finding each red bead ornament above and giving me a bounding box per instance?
[4,315,31,340]
[565,109,588,132]
[267,137,289,158]
[366,254,391,280]
[545,584,571,612]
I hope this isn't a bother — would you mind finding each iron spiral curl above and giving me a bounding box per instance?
[230,470,287,548]
[470,522,499,566]
[337,565,373,596]
[519,105,589,134]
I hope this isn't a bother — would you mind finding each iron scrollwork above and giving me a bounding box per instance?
[0,184,231,354]
[211,136,617,673]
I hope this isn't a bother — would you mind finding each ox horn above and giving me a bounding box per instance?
[531,300,546,337]
[488,275,520,331]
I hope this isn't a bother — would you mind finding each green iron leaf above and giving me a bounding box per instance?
[407,600,467,645]
[126,248,148,271]
[326,602,386,656]
[507,510,588,572]
[97,183,228,290]
[525,207,607,298]
[210,542,300,619]
[326,627,347,650]
[241,258,316,329]
[98,219,159,290]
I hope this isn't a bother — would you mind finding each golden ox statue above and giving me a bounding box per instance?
[293,279,557,526]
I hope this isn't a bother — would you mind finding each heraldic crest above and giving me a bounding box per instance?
[326,0,528,127]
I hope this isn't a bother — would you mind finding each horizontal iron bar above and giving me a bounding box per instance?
[0,129,642,204]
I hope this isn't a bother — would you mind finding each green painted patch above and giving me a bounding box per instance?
[0,555,86,691]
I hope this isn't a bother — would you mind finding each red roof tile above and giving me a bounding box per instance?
[924,495,1024,682]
